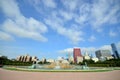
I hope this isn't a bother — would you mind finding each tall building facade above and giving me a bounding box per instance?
[73,48,82,63]
[95,50,112,59]
[16,54,37,62]
[111,43,120,59]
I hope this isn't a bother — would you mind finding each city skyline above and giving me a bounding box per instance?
[0,0,120,59]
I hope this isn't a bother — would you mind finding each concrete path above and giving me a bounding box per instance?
[0,68,120,80]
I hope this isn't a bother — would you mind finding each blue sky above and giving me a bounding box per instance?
[0,0,120,59]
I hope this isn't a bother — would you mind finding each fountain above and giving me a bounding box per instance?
[82,62,89,70]
[28,60,89,70]
[29,61,42,69]
[54,61,60,69]
[27,61,89,70]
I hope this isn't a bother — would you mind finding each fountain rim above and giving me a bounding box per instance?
[2,66,116,72]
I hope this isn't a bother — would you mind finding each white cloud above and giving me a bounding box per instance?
[75,3,91,25]
[44,14,84,44]
[0,0,21,18]
[81,47,97,56]
[2,19,47,42]
[62,0,120,32]
[29,0,56,8]
[58,48,73,54]
[0,0,48,42]
[61,0,78,11]
[59,10,73,21]
[60,0,120,32]
[28,0,120,44]
[42,0,56,8]
[75,15,87,25]
[109,30,117,37]
[91,0,120,30]
[88,35,96,42]
[0,31,14,41]
[28,0,56,16]
[99,45,112,51]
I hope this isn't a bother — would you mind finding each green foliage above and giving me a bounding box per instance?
[88,59,120,67]
[77,59,120,67]
[0,57,32,66]
[77,59,95,65]
[38,61,43,64]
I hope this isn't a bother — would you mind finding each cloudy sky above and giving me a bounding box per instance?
[0,0,120,59]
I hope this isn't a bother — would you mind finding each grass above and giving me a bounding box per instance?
[113,67,120,70]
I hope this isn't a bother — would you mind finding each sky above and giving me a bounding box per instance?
[0,0,120,59]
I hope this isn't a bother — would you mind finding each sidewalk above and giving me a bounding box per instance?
[0,68,120,80]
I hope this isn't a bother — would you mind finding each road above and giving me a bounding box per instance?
[0,68,120,80]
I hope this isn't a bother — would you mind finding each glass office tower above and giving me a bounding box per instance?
[111,43,120,59]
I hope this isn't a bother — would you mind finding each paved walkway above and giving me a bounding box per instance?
[0,68,120,80]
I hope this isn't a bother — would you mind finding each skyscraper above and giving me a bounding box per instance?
[95,50,112,60]
[111,43,120,59]
[16,54,37,62]
[73,48,82,63]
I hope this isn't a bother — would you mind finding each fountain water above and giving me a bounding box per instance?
[82,62,89,70]
[28,61,89,70]
[54,61,60,69]
[29,61,42,69]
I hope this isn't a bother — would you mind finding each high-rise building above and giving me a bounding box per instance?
[111,43,120,59]
[16,56,21,61]
[23,55,27,62]
[20,56,24,62]
[95,50,112,60]
[26,55,32,62]
[73,48,82,63]
[16,54,37,62]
